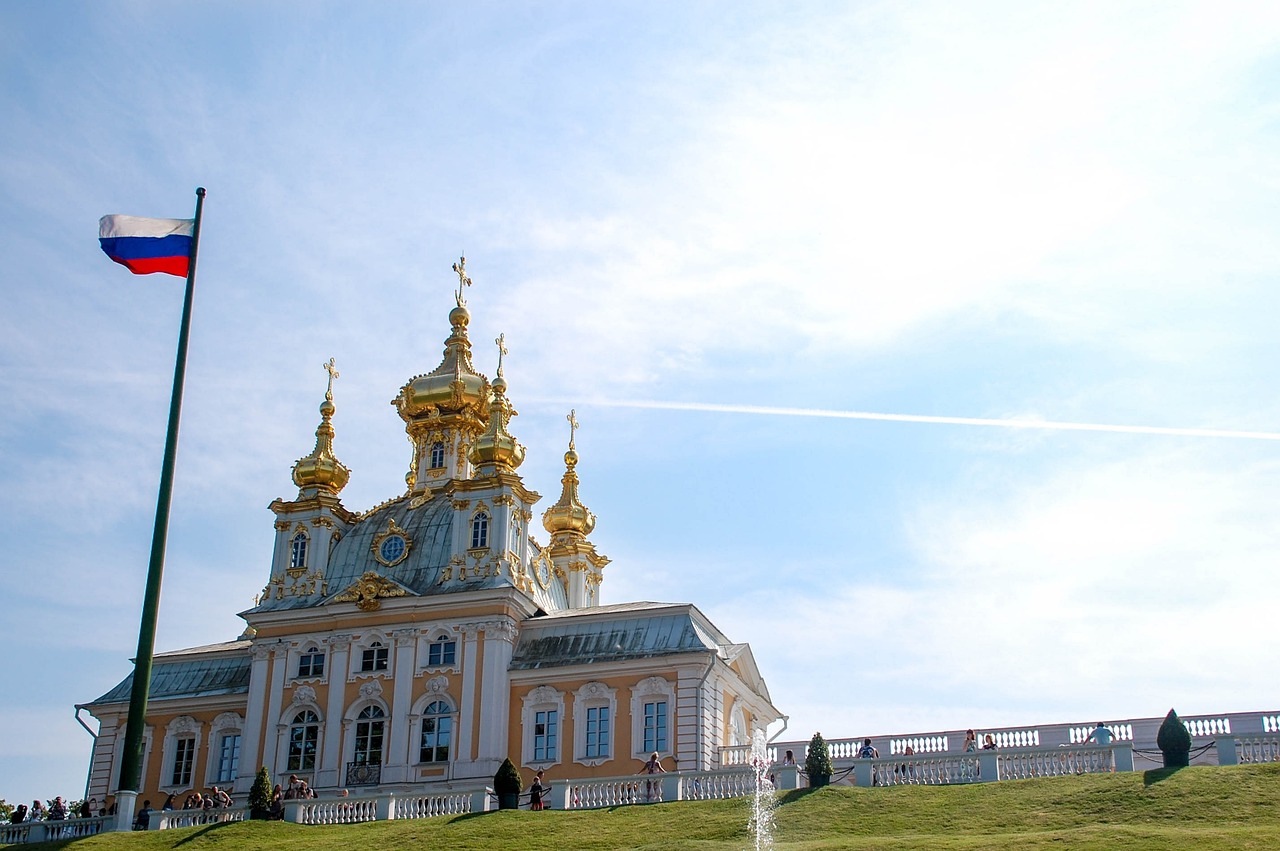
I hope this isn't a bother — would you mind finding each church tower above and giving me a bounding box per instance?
[265,359,356,604]
[391,257,491,495]
[542,411,610,607]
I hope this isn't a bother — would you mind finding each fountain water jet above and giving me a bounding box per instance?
[748,729,776,850]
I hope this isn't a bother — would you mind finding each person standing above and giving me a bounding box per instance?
[1086,722,1114,747]
[529,769,547,811]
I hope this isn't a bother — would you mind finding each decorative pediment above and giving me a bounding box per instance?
[333,571,411,611]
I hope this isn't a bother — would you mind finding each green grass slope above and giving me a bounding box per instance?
[16,765,1280,851]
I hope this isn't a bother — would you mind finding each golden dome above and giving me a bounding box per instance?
[542,410,596,536]
[470,334,525,472]
[292,359,351,495]
[391,301,491,425]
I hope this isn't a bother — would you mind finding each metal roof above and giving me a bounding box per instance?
[87,650,251,706]
[510,605,720,670]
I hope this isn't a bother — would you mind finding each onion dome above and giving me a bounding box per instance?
[292,358,351,496]
[469,333,526,472]
[542,410,596,537]
[391,300,491,424]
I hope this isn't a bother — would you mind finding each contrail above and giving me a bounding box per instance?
[529,398,1280,442]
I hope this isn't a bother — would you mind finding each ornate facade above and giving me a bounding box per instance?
[82,263,779,801]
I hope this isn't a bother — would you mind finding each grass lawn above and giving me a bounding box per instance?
[15,764,1280,850]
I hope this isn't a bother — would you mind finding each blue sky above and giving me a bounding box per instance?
[3,1,1280,804]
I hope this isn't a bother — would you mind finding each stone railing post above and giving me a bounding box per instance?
[114,791,138,833]
[471,787,494,813]
[661,772,683,802]
[853,762,872,787]
[1216,736,1239,766]
[283,800,305,823]
[977,751,999,783]
[1113,742,1135,772]
[775,764,800,790]
[376,792,396,821]
[547,781,569,811]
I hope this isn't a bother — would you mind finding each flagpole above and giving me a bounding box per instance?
[116,187,206,825]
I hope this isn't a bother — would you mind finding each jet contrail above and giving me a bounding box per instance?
[528,398,1280,442]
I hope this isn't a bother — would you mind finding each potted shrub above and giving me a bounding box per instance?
[805,732,833,788]
[248,766,274,820]
[494,758,523,810]
[1157,708,1192,768]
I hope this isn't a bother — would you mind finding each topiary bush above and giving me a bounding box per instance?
[248,766,273,819]
[494,758,523,810]
[1157,708,1192,768]
[805,732,833,788]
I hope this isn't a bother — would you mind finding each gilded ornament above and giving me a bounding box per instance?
[334,572,410,611]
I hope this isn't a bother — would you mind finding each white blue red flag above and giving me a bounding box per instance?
[98,214,195,276]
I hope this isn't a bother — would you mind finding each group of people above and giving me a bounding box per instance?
[8,796,107,824]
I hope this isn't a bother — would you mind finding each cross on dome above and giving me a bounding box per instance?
[323,357,339,401]
[495,333,508,378]
[567,409,579,451]
[452,255,472,306]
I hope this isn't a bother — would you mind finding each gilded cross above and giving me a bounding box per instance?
[323,357,339,401]
[452,255,472,306]
[495,333,508,377]
[567,409,579,450]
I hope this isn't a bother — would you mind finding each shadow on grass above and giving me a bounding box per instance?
[775,788,826,807]
[1143,767,1183,787]
[172,821,240,845]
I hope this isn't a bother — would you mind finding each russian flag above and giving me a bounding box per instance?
[99,214,195,277]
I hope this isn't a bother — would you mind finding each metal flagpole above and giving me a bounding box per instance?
[115,187,206,827]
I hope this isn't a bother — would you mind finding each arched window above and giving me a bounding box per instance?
[290,532,308,569]
[360,641,388,672]
[419,701,452,763]
[471,511,489,549]
[287,710,319,771]
[297,645,324,678]
[354,706,385,766]
[427,635,456,667]
[429,441,446,469]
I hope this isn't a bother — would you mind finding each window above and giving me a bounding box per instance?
[471,511,489,549]
[534,710,558,762]
[290,531,308,569]
[630,677,675,759]
[429,441,445,469]
[427,636,456,667]
[361,641,388,672]
[419,701,452,763]
[644,701,668,754]
[216,733,241,784]
[354,706,385,766]
[287,711,319,771]
[298,646,325,678]
[585,706,610,759]
[171,737,195,787]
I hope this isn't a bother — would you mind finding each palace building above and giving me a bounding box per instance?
[80,264,780,802]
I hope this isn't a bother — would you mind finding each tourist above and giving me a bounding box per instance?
[269,785,284,820]
[896,745,917,783]
[29,800,46,821]
[781,749,796,766]
[858,738,880,784]
[982,734,998,750]
[214,786,233,808]
[10,804,27,824]
[962,730,977,752]
[47,797,66,820]
[1086,722,1114,747]
[641,751,666,801]
[961,729,978,781]
[161,793,176,811]
[529,769,547,811]
[134,800,153,831]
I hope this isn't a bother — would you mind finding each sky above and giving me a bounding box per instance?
[2,0,1280,805]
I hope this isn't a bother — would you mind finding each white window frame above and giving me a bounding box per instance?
[352,631,392,679]
[630,676,676,759]
[470,510,490,550]
[292,638,328,682]
[161,716,202,793]
[520,685,565,770]
[411,693,455,765]
[290,530,309,569]
[345,697,390,768]
[419,629,460,673]
[204,712,244,785]
[572,682,617,767]
[429,441,446,469]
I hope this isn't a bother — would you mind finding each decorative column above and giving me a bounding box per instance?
[455,624,480,769]
[474,618,517,775]
[236,643,274,794]
[384,629,419,783]
[319,636,351,788]
[259,643,287,781]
